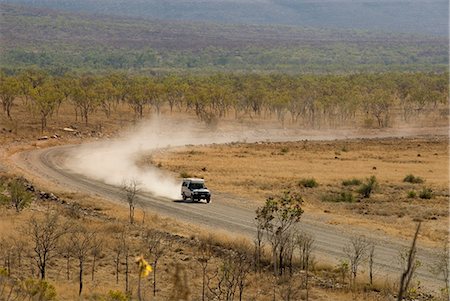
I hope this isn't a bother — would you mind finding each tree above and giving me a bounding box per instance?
[196,239,213,301]
[126,77,150,119]
[344,235,369,285]
[72,76,99,125]
[91,235,103,281]
[398,222,421,301]
[368,243,375,285]
[70,225,96,296]
[6,178,33,212]
[121,179,139,224]
[26,213,66,279]
[0,75,21,119]
[367,88,395,128]
[29,80,64,132]
[145,230,168,297]
[296,231,314,300]
[255,191,303,275]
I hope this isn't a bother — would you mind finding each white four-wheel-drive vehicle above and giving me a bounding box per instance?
[181,178,211,203]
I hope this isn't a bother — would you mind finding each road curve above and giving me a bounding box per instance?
[11,144,443,291]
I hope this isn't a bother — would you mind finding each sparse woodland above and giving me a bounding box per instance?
[1,70,448,134]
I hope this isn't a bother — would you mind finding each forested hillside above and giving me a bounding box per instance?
[1,0,448,36]
[0,4,447,74]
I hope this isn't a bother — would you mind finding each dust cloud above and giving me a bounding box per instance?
[65,117,441,200]
[65,118,248,199]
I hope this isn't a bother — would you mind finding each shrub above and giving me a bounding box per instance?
[280,147,289,154]
[179,171,191,179]
[419,188,433,199]
[342,178,362,186]
[407,190,417,198]
[106,290,128,301]
[321,191,355,203]
[299,178,319,188]
[357,176,378,198]
[403,174,424,184]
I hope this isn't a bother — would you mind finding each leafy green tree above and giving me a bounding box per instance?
[163,75,188,113]
[7,178,33,212]
[0,75,21,119]
[72,76,100,124]
[367,88,395,128]
[29,79,64,132]
[126,77,151,119]
[255,191,303,275]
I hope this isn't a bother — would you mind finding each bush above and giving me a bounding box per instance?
[179,171,191,179]
[299,178,319,188]
[321,191,355,203]
[342,178,362,186]
[106,290,128,301]
[407,190,417,198]
[403,174,424,184]
[357,176,378,198]
[419,188,433,199]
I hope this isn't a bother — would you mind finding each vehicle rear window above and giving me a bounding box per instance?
[189,182,204,189]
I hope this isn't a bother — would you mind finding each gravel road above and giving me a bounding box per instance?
[11,144,444,292]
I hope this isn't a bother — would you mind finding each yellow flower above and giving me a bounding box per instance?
[135,256,152,277]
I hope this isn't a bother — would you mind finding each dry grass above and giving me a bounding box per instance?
[1,99,448,300]
[0,181,409,301]
[151,137,449,244]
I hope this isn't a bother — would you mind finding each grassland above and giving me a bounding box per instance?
[150,137,449,245]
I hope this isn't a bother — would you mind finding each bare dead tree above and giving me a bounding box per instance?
[122,179,140,224]
[111,229,126,285]
[234,251,251,301]
[25,213,67,279]
[344,235,369,286]
[145,230,168,297]
[58,237,74,280]
[120,230,130,294]
[277,274,301,301]
[296,231,314,271]
[91,235,103,281]
[207,255,239,301]
[296,231,315,301]
[70,226,96,296]
[282,231,296,276]
[196,238,213,301]
[397,222,421,301]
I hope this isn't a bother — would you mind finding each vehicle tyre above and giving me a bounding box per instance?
[206,198,211,203]
[182,193,186,201]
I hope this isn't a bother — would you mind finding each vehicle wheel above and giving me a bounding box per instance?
[182,193,186,201]
[206,198,211,203]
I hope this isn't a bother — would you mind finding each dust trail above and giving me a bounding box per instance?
[65,117,445,199]
[65,118,246,199]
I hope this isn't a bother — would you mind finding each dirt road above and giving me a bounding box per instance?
[9,142,444,292]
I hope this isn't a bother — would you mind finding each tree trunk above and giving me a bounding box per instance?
[79,261,83,296]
